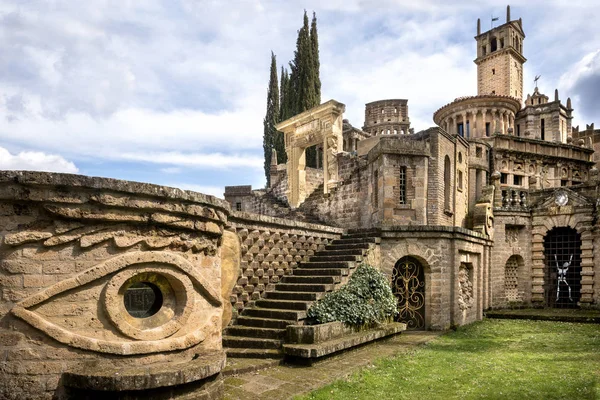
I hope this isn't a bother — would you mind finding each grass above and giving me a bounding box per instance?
[297,319,600,400]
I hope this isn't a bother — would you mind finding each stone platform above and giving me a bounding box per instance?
[485,308,600,323]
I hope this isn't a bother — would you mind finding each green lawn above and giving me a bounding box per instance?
[298,319,600,400]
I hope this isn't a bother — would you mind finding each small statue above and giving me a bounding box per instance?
[554,254,573,302]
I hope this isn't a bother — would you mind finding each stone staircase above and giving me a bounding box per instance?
[223,234,378,359]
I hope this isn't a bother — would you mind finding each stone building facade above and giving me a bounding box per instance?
[225,5,600,330]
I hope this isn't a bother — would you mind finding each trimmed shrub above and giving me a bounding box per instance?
[306,264,398,327]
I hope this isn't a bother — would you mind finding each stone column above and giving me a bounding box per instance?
[493,109,500,134]
[462,112,468,137]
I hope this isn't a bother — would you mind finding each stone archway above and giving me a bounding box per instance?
[543,227,582,308]
[531,210,594,306]
[275,100,345,208]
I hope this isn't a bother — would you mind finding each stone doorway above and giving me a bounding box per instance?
[544,227,582,308]
[392,256,426,330]
[275,100,345,208]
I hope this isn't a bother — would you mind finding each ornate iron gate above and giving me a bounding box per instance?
[392,257,425,329]
[544,227,582,308]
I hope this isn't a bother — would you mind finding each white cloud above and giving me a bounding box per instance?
[160,167,182,174]
[120,151,262,169]
[0,146,78,173]
[168,182,225,199]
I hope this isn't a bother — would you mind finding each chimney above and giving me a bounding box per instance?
[507,5,511,22]
[477,18,481,35]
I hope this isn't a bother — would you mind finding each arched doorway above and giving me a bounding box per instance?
[544,227,582,308]
[392,256,425,329]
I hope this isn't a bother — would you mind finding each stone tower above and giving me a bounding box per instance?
[362,99,411,136]
[474,5,526,99]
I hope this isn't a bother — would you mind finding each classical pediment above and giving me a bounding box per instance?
[533,188,593,210]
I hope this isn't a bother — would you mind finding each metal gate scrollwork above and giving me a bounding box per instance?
[392,257,425,329]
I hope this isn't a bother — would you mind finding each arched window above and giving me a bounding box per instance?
[444,155,451,210]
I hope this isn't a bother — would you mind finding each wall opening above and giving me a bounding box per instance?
[541,118,545,140]
[392,256,425,330]
[444,155,451,210]
[504,255,524,302]
[491,37,498,52]
[543,227,582,308]
[124,282,164,318]
[399,166,407,205]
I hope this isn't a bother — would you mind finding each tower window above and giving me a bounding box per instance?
[492,69,496,75]
[500,38,504,48]
[491,37,498,52]
[486,122,491,137]
[373,170,379,207]
[466,121,470,138]
[399,166,407,205]
[457,123,464,137]
[540,119,545,140]
[444,156,451,211]
[458,170,463,191]
[500,173,508,184]
[476,147,482,158]
[236,202,242,211]
[516,124,521,137]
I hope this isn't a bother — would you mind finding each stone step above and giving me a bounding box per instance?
[282,275,340,284]
[275,283,334,293]
[331,237,377,245]
[292,268,348,277]
[236,316,296,329]
[225,348,283,359]
[243,307,307,320]
[344,231,381,239]
[314,249,365,256]
[264,291,323,301]
[325,243,371,251]
[222,336,282,350]
[300,261,356,269]
[309,255,362,262]
[224,326,286,340]
[254,298,312,311]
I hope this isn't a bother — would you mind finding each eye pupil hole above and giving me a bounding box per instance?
[124,282,163,318]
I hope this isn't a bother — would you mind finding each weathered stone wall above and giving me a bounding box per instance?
[227,212,343,319]
[0,171,230,400]
[380,226,492,330]
[297,154,370,229]
[490,212,533,308]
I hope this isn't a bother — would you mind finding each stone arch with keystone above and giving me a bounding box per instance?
[275,100,345,208]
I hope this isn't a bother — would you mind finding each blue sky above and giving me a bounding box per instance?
[1,1,599,198]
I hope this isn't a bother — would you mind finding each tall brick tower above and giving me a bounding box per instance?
[474,5,526,99]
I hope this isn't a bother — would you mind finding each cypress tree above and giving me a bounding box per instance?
[310,12,321,104]
[274,67,289,165]
[266,11,321,170]
[263,51,279,187]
